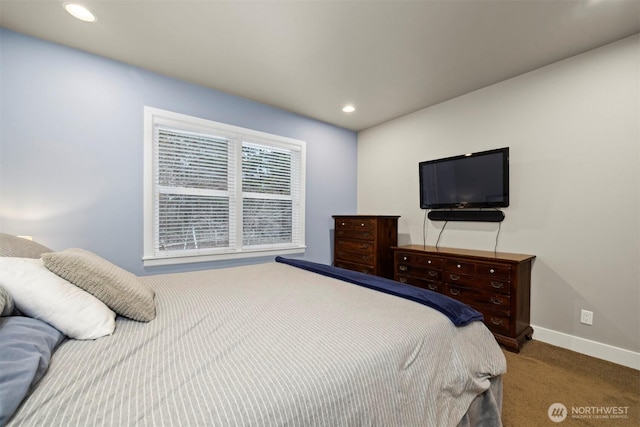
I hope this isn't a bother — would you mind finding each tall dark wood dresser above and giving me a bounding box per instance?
[332,215,399,279]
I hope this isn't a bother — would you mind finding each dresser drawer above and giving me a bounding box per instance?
[335,238,374,253]
[481,311,511,335]
[396,263,442,280]
[336,229,375,240]
[334,259,375,275]
[395,251,443,268]
[475,263,511,279]
[444,271,510,295]
[335,218,375,231]
[443,284,511,315]
[445,259,476,274]
[335,249,375,265]
[396,274,441,292]
[445,259,512,280]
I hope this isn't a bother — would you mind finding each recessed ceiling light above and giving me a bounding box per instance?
[64,3,96,22]
[342,105,356,113]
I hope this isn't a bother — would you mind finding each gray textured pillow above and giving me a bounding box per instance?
[0,233,52,258]
[0,285,14,316]
[42,248,156,322]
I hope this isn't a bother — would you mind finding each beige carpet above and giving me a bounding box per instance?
[501,340,639,426]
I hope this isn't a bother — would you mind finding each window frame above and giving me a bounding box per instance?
[143,107,306,267]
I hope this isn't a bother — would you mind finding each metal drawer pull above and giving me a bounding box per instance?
[361,255,369,261]
[360,223,366,227]
[491,281,505,289]
[449,288,461,296]
[362,232,371,237]
[399,265,408,271]
[428,284,437,291]
[399,277,407,283]
[491,297,503,305]
[403,256,408,261]
[341,222,346,226]
[456,264,462,269]
[450,274,460,281]
[490,268,495,274]
[428,271,437,277]
[427,260,432,264]
[490,317,504,326]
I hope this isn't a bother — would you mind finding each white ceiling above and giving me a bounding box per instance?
[1,0,638,131]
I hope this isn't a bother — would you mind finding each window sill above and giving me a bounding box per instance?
[142,246,306,267]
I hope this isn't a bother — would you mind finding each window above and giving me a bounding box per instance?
[144,107,305,266]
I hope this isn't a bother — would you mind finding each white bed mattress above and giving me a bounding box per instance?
[8,261,506,426]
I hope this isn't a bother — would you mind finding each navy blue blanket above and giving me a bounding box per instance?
[275,257,483,327]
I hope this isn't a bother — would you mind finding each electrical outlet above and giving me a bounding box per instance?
[580,309,593,325]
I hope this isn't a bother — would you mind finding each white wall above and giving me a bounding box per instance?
[357,35,639,364]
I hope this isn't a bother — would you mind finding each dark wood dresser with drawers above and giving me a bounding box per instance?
[333,215,399,279]
[392,245,535,352]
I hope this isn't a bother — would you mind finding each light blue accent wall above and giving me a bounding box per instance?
[0,29,357,275]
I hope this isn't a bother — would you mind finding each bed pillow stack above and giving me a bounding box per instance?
[0,233,118,339]
[0,257,117,339]
[0,234,156,339]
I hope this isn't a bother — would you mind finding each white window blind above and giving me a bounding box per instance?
[155,128,236,255]
[143,107,306,266]
[242,142,300,247]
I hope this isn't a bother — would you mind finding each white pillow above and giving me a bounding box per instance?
[0,257,116,339]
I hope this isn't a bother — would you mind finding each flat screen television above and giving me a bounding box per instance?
[419,147,509,210]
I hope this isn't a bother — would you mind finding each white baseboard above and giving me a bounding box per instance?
[531,325,640,370]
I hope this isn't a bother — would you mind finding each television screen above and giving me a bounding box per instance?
[419,147,509,209]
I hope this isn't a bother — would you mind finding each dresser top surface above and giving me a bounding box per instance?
[393,245,535,263]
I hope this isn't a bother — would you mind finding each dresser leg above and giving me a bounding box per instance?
[495,326,533,353]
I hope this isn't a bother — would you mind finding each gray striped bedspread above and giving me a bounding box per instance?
[8,261,506,426]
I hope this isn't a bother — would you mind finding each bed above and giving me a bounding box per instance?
[0,233,506,426]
